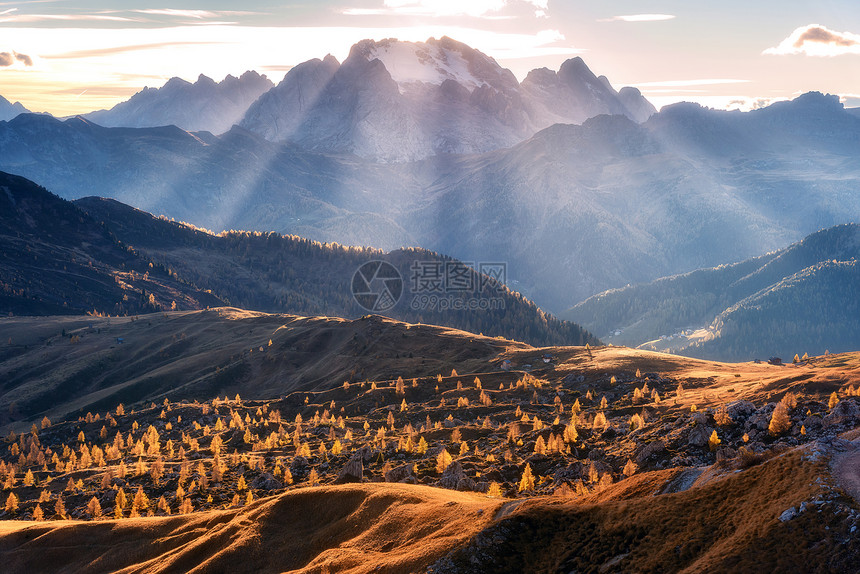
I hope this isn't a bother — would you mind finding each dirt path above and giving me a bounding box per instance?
[832,441,860,503]
[493,500,525,521]
[658,467,705,494]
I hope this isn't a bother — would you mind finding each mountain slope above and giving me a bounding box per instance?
[565,223,860,360]
[0,171,224,316]
[697,259,860,360]
[0,171,597,348]
[0,308,530,427]
[0,483,504,574]
[0,94,28,122]
[0,113,421,249]
[240,37,654,161]
[84,71,273,134]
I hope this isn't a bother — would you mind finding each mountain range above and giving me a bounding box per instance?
[1,90,858,316]
[83,71,273,135]
[0,170,596,348]
[566,223,860,361]
[239,37,655,161]
[67,37,654,161]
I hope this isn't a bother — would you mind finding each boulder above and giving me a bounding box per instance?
[824,399,859,427]
[250,473,283,491]
[779,507,798,522]
[727,400,757,421]
[456,477,478,491]
[802,415,823,429]
[442,418,465,428]
[687,424,714,448]
[635,440,666,465]
[437,461,466,489]
[335,456,364,484]
[745,405,774,432]
[384,463,414,483]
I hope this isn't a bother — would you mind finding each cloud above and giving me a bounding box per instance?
[600,14,675,23]
[14,51,32,66]
[48,86,140,97]
[133,9,221,19]
[132,9,259,20]
[344,0,547,18]
[345,0,506,18]
[0,13,138,23]
[43,42,225,60]
[523,0,548,18]
[634,79,750,88]
[0,51,33,67]
[764,24,860,57]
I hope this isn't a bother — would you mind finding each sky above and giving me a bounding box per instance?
[1,0,859,116]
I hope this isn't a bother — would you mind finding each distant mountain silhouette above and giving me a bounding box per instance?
[83,71,273,134]
[0,94,28,121]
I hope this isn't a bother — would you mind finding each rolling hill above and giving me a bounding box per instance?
[1,308,858,572]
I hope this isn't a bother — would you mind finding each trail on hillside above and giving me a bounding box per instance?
[833,440,860,503]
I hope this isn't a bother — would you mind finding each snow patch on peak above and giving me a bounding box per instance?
[353,37,502,93]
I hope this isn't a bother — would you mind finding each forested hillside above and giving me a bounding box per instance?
[688,260,860,360]
[76,197,596,347]
[565,223,860,359]
[0,172,224,316]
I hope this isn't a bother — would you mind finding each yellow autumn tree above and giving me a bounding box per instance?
[768,402,791,436]
[436,449,453,473]
[708,430,721,451]
[518,463,535,492]
[5,492,19,513]
[86,497,102,519]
